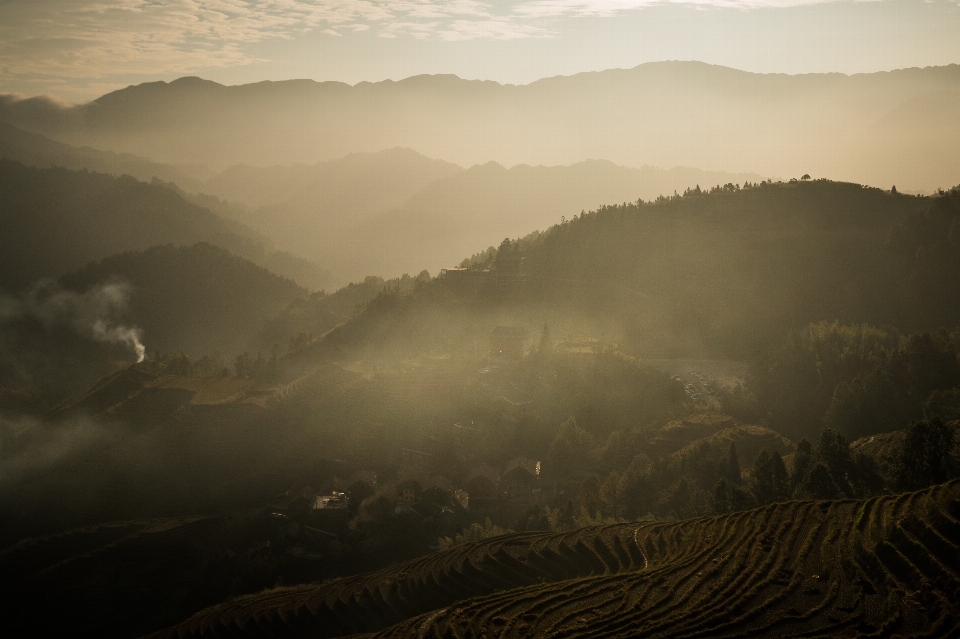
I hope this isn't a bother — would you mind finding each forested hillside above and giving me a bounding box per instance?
[61,243,306,357]
[308,180,947,364]
[321,160,761,283]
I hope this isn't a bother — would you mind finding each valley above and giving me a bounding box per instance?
[2,57,960,639]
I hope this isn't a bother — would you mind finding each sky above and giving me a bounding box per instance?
[1,0,960,103]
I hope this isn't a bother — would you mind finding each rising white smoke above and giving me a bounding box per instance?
[1,277,146,362]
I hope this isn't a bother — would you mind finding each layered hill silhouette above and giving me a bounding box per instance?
[0,126,761,286]
[210,152,763,284]
[0,160,329,291]
[3,62,959,191]
[0,121,209,188]
[319,158,763,283]
[145,480,960,639]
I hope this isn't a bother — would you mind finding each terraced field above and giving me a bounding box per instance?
[151,480,960,639]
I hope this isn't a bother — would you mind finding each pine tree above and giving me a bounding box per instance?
[805,463,841,499]
[791,438,813,493]
[726,441,742,485]
[894,417,958,490]
[752,449,790,505]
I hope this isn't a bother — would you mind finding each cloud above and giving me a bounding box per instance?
[438,18,552,40]
[0,0,857,91]
[513,0,847,18]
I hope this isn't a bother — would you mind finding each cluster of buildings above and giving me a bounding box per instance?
[267,456,547,553]
[439,253,525,291]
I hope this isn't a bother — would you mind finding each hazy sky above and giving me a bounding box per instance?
[2,0,960,102]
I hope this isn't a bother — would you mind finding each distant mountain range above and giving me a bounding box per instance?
[0,123,763,284]
[206,151,765,283]
[2,61,959,191]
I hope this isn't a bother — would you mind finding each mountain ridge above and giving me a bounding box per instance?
[3,61,959,190]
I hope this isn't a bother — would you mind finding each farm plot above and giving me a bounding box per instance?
[149,480,960,639]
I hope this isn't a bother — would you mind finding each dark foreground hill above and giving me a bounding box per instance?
[146,480,960,639]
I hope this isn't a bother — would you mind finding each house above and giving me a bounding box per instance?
[440,267,490,281]
[464,464,501,511]
[318,476,348,495]
[396,478,424,504]
[308,490,350,527]
[269,485,319,519]
[502,457,540,500]
[490,326,529,359]
[420,482,464,515]
[313,491,349,511]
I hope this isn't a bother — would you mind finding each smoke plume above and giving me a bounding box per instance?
[1,277,146,362]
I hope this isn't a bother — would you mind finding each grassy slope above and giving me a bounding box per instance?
[150,480,960,638]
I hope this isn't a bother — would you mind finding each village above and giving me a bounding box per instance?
[263,317,556,562]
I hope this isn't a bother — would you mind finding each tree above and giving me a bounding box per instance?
[923,387,960,423]
[816,428,853,495]
[730,485,755,511]
[558,500,578,531]
[791,438,813,494]
[852,452,885,497]
[894,417,958,490]
[805,463,841,499]
[801,174,811,180]
[546,417,595,478]
[615,456,651,519]
[712,478,730,515]
[670,478,692,517]
[751,449,789,505]
[579,474,602,518]
[726,441,742,485]
[521,506,554,532]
